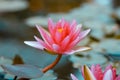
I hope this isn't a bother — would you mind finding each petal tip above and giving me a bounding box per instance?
[35,24,39,28]
[24,41,28,44]
[70,73,78,80]
[87,29,91,33]
[83,65,96,80]
[24,41,33,46]
[48,18,53,22]
[34,35,37,39]
[35,25,42,30]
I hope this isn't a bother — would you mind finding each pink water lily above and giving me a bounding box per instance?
[24,18,91,55]
[24,18,91,73]
[71,65,120,80]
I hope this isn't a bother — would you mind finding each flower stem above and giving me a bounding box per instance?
[42,54,62,73]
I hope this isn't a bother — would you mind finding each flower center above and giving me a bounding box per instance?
[57,28,63,33]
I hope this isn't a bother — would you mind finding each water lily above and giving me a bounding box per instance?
[24,18,91,73]
[24,18,90,55]
[71,65,120,80]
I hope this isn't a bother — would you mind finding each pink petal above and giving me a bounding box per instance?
[34,36,54,51]
[36,25,54,46]
[90,65,96,74]
[79,29,91,40]
[76,24,82,31]
[104,65,116,80]
[69,24,82,41]
[61,36,70,49]
[61,22,69,38]
[70,20,77,31]
[24,41,44,50]
[104,65,113,72]
[116,75,120,80]
[70,30,80,41]
[81,66,85,77]
[52,44,60,53]
[34,36,45,45]
[112,68,116,80]
[103,69,113,80]
[56,19,62,29]
[68,29,90,49]
[91,65,103,80]
[67,37,81,50]
[70,74,78,80]
[61,18,65,28]
[36,25,50,35]
[48,18,55,34]
[64,46,91,55]
[55,31,62,43]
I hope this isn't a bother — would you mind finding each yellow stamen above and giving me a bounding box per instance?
[57,28,63,33]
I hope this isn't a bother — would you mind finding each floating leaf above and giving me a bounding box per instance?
[18,78,30,80]
[1,64,43,79]
[69,51,107,68]
[91,39,120,53]
[32,70,57,80]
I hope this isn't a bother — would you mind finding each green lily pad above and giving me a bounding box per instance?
[1,64,43,79]
[32,70,57,80]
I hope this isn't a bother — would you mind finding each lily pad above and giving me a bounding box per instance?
[91,39,120,53]
[1,64,43,79]
[69,51,108,68]
[32,70,57,80]
[90,39,120,62]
